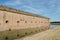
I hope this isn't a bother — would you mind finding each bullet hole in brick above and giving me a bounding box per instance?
[17,21,19,23]
[6,20,8,23]
[25,21,27,23]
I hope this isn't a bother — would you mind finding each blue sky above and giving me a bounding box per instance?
[0,0,60,22]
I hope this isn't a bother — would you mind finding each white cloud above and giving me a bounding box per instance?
[5,0,21,6]
[23,5,42,14]
[23,5,39,12]
[23,5,46,14]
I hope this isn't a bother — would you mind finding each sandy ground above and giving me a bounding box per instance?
[15,26,60,40]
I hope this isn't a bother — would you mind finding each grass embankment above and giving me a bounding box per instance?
[15,26,60,40]
[0,27,48,40]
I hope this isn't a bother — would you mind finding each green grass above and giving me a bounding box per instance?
[0,27,48,40]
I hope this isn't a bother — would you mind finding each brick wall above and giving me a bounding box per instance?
[0,10,50,31]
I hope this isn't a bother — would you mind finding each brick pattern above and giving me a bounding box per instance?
[0,10,50,31]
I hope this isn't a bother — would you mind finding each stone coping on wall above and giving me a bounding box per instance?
[0,5,50,19]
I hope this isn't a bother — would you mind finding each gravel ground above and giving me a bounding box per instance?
[15,26,60,40]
